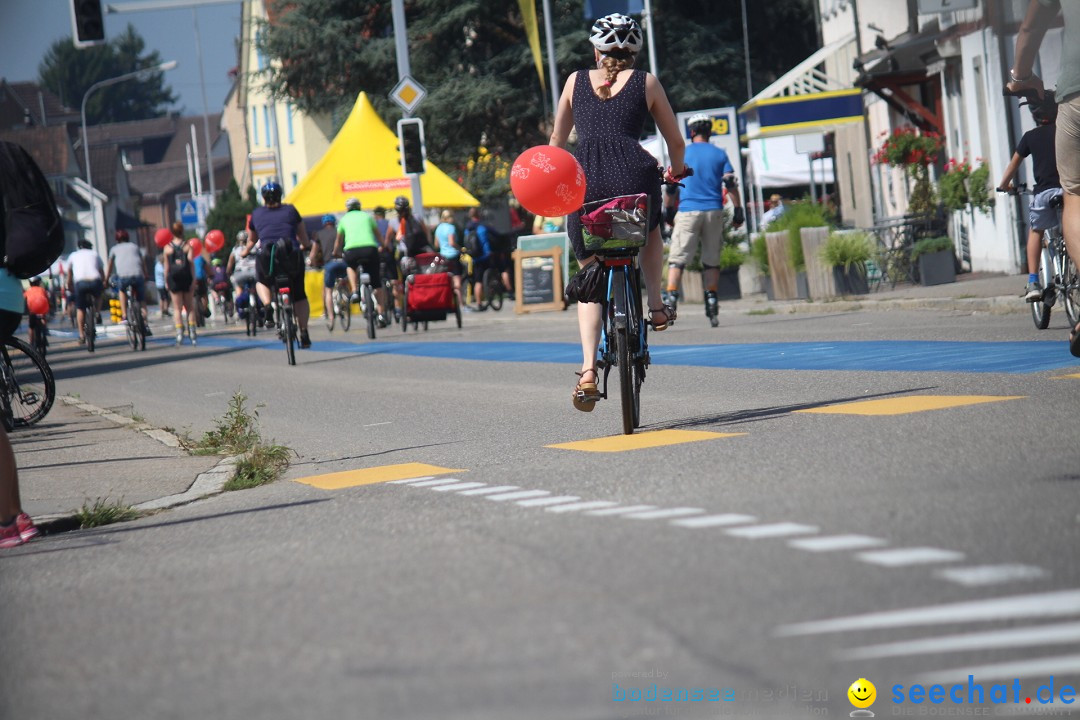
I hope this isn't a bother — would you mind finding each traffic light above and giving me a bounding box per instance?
[71,0,106,48]
[397,118,426,175]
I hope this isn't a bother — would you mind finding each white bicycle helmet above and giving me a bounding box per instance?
[590,13,643,53]
[688,113,713,136]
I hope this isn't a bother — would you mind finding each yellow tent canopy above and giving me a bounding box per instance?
[285,92,480,215]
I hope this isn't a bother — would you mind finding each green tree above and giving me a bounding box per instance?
[38,24,177,125]
[255,0,816,189]
[205,180,258,260]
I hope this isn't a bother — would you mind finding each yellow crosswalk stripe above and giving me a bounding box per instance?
[795,395,1024,417]
[292,463,464,490]
[547,429,745,453]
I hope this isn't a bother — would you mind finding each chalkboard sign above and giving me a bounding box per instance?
[514,247,564,314]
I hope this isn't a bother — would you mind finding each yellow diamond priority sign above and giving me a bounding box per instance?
[390,76,427,115]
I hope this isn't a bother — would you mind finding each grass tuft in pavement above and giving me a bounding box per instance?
[185,392,262,456]
[186,391,294,491]
[224,444,292,491]
[74,497,140,528]
[747,308,776,316]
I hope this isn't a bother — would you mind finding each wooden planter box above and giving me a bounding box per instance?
[676,268,742,301]
[716,268,742,300]
[918,250,956,286]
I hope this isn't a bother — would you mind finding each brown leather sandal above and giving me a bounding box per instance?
[572,367,600,412]
[649,304,677,331]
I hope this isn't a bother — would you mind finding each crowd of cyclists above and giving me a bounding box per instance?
[24,181,521,352]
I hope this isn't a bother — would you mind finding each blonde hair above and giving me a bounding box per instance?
[597,49,635,101]
[440,210,453,223]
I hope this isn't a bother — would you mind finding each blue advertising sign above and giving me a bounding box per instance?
[584,0,643,18]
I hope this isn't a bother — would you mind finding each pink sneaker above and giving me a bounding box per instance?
[16,513,38,542]
[0,521,23,549]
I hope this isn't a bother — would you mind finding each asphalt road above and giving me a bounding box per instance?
[3,304,1079,720]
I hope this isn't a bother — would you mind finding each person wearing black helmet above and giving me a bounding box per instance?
[664,113,744,326]
[997,92,1062,302]
[550,12,687,411]
[241,181,314,348]
[385,195,432,307]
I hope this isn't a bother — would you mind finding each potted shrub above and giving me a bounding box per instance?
[751,233,772,299]
[820,231,873,295]
[912,235,956,286]
[716,243,745,300]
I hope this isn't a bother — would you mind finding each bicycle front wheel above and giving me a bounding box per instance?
[3,337,55,427]
[284,303,296,366]
[1064,255,1080,328]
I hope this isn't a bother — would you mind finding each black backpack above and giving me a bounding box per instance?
[464,225,484,257]
[0,141,65,278]
[167,240,193,283]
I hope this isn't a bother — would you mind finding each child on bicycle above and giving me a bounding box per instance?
[209,258,232,311]
[997,92,1061,301]
[24,278,49,354]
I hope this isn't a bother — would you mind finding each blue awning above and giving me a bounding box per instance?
[740,89,865,140]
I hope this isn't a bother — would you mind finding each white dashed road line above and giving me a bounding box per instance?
[788,535,888,552]
[387,476,435,484]
[545,500,620,514]
[622,507,705,521]
[457,485,520,496]
[935,564,1049,586]
[857,547,965,567]
[485,490,551,502]
[516,495,582,508]
[407,478,464,488]
[670,513,757,529]
[775,590,1080,636]
[726,523,819,539]
[583,505,659,517]
[431,482,488,492]
[839,621,1080,660]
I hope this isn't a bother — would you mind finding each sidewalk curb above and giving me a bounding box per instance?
[33,397,241,536]
[710,294,1025,317]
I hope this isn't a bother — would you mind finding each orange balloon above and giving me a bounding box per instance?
[205,229,225,253]
[510,145,586,217]
[188,238,203,256]
[154,228,173,248]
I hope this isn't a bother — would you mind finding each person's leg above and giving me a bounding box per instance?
[703,266,721,294]
[295,299,309,331]
[0,425,21,526]
[1064,193,1080,273]
[171,290,184,338]
[119,287,129,321]
[641,225,667,314]
[346,266,359,296]
[577,298,602,385]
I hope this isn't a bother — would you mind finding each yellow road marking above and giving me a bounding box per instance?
[795,395,1025,417]
[547,429,745,453]
[1051,373,1080,379]
[293,463,464,490]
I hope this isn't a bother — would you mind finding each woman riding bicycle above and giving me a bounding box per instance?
[549,12,686,411]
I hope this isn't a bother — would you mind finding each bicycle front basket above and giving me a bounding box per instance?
[580,193,650,251]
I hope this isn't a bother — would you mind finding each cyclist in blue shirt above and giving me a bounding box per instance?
[193,245,210,325]
[664,113,744,315]
[464,208,492,310]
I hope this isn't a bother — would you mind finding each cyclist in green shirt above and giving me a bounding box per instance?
[333,198,387,324]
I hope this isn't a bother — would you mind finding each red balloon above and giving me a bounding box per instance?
[510,145,586,218]
[205,229,225,253]
[154,228,173,249]
[188,237,203,256]
[26,290,49,316]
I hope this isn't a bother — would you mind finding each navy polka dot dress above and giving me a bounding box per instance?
[566,68,662,261]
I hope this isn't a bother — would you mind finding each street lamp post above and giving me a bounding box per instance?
[81,60,177,258]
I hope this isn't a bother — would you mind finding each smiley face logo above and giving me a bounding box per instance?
[848,678,876,709]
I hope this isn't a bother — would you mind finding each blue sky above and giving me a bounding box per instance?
[0,0,241,117]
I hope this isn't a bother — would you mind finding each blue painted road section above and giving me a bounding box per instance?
[190,336,1080,374]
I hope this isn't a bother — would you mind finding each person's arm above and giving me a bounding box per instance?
[334,231,345,258]
[998,152,1026,190]
[645,73,686,177]
[104,254,115,283]
[724,175,745,228]
[296,213,311,251]
[549,74,577,148]
[226,251,236,275]
[241,226,258,257]
[1008,0,1059,97]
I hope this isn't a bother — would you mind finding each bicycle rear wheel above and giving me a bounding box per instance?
[483,268,504,311]
[85,304,95,353]
[3,337,55,427]
[284,302,296,366]
[1033,247,1053,329]
[364,285,376,339]
[615,327,634,435]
